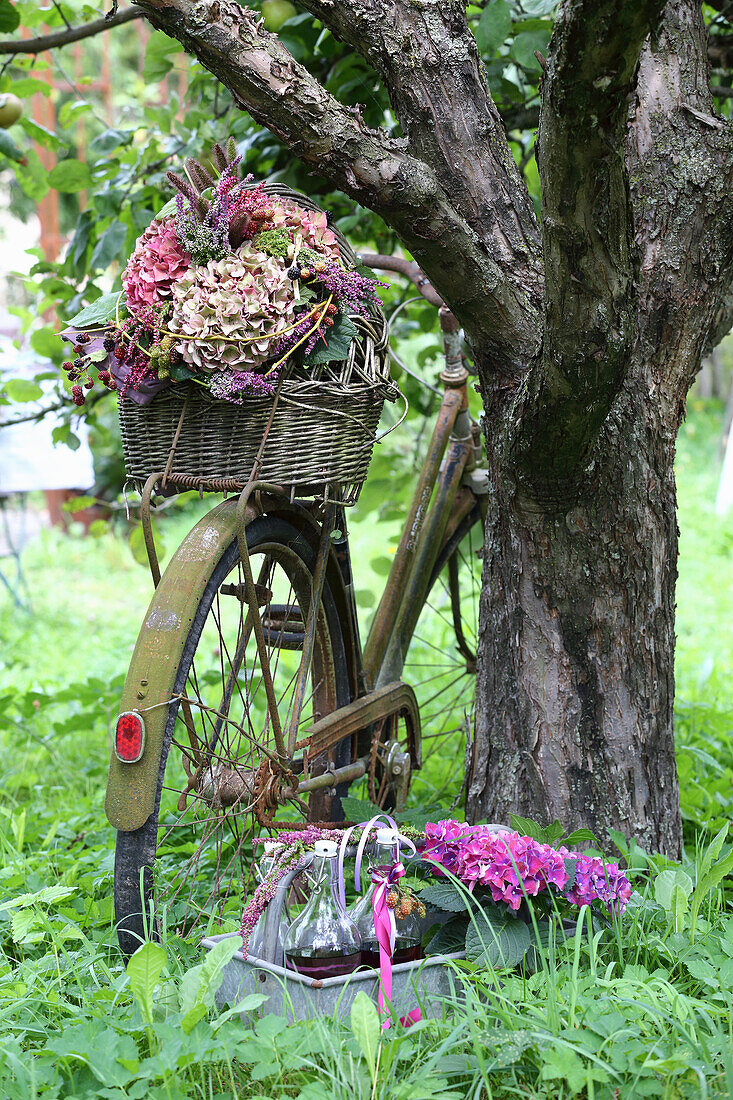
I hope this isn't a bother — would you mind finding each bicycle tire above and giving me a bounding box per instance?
[114,514,350,957]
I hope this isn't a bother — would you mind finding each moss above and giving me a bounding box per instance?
[252,228,291,258]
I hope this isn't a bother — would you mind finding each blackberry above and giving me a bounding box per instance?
[68,370,79,381]
[76,332,90,344]
[325,210,334,225]
[98,370,111,385]
[324,316,334,328]
[103,336,115,352]
[73,357,84,369]
[108,379,118,391]
[287,264,301,280]
[84,379,94,390]
[71,385,83,398]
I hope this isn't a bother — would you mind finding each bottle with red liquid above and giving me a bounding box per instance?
[284,839,362,979]
[350,827,424,969]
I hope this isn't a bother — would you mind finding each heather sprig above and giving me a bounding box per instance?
[240,826,345,954]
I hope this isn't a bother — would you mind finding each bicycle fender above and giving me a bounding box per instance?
[105,498,256,832]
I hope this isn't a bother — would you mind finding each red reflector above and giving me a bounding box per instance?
[115,711,145,763]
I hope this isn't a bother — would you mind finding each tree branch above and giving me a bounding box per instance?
[627,1,733,415]
[131,0,536,374]
[0,7,142,55]
[511,0,665,505]
[298,0,543,354]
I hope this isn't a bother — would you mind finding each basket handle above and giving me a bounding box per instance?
[260,852,314,965]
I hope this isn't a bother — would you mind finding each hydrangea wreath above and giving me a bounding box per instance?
[60,138,385,408]
[241,820,632,967]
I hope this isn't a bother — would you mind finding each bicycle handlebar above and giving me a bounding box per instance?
[357,252,444,309]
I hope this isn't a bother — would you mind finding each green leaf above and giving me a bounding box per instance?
[340,795,382,824]
[144,30,184,81]
[509,30,551,71]
[89,348,109,364]
[170,362,197,382]
[425,917,469,956]
[179,936,240,1024]
[0,0,19,33]
[62,496,97,514]
[302,312,358,366]
[3,379,43,403]
[508,813,546,844]
[655,868,693,910]
[90,222,127,271]
[350,991,380,1084]
[66,291,126,328]
[563,828,600,849]
[420,883,469,913]
[690,826,733,936]
[475,0,511,55]
[0,129,26,164]
[129,521,165,567]
[520,0,558,14]
[655,868,693,932]
[30,326,62,360]
[48,159,92,193]
[126,941,167,1025]
[14,148,49,201]
[465,911,531,968]
[212,993,268,1030]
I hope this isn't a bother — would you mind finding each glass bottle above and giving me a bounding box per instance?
[350,827,423,968]
[248,839,288,963]
[284,839,361,978]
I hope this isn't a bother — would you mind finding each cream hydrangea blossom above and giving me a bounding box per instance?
[169,248,296,372]
[270,202,341,261]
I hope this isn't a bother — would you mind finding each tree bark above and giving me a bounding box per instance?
[467,1,733,856]
[470,373,682,855]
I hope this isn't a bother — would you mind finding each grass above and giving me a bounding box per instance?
[0,399,731,1097]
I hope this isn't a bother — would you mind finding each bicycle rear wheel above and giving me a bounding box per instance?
[114,514,350,957]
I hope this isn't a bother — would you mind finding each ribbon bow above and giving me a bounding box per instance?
[372,862,420,1028]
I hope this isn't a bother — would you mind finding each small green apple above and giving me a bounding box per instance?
[0,93,23,130]
[261,0,297,32]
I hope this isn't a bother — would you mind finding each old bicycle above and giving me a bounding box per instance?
[105,256,489,957]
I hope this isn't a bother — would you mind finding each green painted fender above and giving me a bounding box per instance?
[105,499,254,832]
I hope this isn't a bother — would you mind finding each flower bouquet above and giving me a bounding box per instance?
[62,139,395,500]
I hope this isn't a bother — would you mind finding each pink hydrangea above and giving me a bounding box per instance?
[421,818,632,915]
[422,819,473,876]
[560,852,632,913]
[452,830,569,910]
[122,218,191,313]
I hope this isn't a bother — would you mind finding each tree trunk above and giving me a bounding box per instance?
[468,367,682,857]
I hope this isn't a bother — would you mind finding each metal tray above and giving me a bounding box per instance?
[203,932,467,1022]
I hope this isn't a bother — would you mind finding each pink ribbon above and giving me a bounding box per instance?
[371,862,420,1028]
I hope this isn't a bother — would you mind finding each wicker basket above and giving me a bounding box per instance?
[118,183,397,504]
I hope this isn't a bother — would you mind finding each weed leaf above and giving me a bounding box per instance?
[350,991,380,1083]
[126,941,167,1025]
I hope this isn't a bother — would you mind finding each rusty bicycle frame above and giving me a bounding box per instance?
[105,259,487,833]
